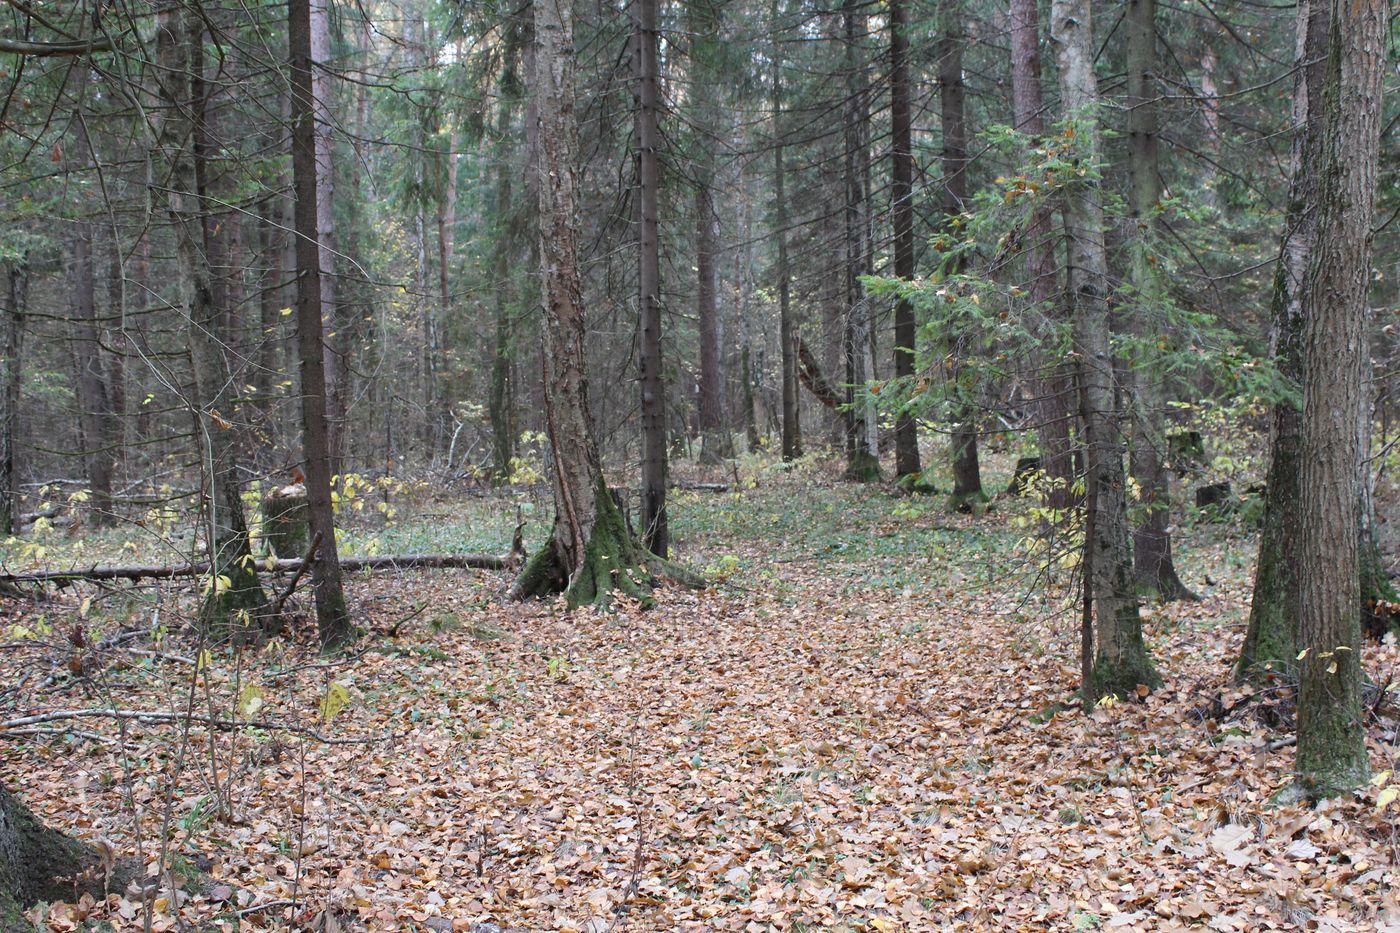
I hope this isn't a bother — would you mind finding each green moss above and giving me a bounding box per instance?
[844,452,881,484]
[198,558,270,645]
[1087,647,1161,701]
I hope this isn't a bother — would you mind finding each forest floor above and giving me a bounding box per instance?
[3,457,1400,932]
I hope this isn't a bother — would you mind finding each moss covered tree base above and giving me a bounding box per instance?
[1087,651,1162,701]
[512,482,702,610]
[844,452,881,484]
[0,785,132,928]
[198,559,272,645]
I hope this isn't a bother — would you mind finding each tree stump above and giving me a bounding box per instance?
[262,483,310,559]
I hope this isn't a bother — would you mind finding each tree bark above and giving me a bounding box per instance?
[889,0,921,481]
[938,0,983,506]
[512,0,693,608]
[1125,0,1194,601]
[1010,0,1074,515]
[1237,0,1328,681]
[1293,0,1385,799]
[156,10,271,638]
[290,0,354,648]
[634,0,669,556]
[841,0,879,483]
[772,0,801,462]
[1,260,25,537]
[1051,0,1158,700]
[66,223,116,526]
[0,784,121,920]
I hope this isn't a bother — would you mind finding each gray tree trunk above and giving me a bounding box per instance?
[1294,0,1385,799]
[1237,0,1329,681]
[1051,0,1159,700]
[1125,0,1194,601]
[889,0,921,481]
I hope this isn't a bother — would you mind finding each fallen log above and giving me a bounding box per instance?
[0,550,516,586]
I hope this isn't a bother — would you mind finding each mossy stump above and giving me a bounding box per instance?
[844,452,881,484]
[262,483,309,559]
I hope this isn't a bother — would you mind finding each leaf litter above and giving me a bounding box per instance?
[3,465,1400,931]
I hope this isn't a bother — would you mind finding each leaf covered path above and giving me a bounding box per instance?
[5,473,1399,931]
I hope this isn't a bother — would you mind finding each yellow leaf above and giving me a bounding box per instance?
[1326,660,1338,675]
[238,684,265,719]
[1377,785,1399,810]
[320,682,350,721]
[1296,648,1310,661]
[79,596,92,619]
[196,650,213,673]
[1370,770,1391,787]
[280,307,293,316]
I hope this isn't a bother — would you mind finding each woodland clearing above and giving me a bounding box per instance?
[2,461,1399,932]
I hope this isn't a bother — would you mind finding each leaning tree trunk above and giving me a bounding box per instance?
[0,784,127,922]
[1051,0,1159,701]
[290,0,355,648]
[512,0,695,609]
[1125,0,1194,601]
[1293,0,1384,800]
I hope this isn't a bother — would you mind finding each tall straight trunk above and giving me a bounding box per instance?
[772,0,800,461]
[889,0,921,480]
[1,260,25,536]
[938,0,983,505]
[489,112,517,480]
[67,223,115,525]
[103,232,127,460]
[1051,0,1158,700]
[841,0,878,483]
[255,197,284,450]
[634,0,668,555]
[433,120,460,457]
[1125,0,1193,601]
[512,0,690,608]
[1293,0,1385,799]
[309,0,343,475]
[1199,45,1220,207]
[290,0,354,648]
[1237,0,1329,681]
[1010,0,1074,513]
[693,0,730,465]
[157,9,270,635]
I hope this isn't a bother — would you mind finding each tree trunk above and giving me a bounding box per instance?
[1237,0,1328,681]
[67,223,115,526]
[512,0,693,608]
[1,260,25,537]
[937,0,983,507]
[634,0,669,556]
[1293,0,1385,799]
[841,0,879,483]
[0,784,122,921]
[1125,0,1194,601]
[309,0,343,474]
[1051,0,1158,700]
[889,0,921,481]
[489,109,517,481]
[290,0,354,648]
[1010,0,1074,514]
[772,0,801,462]
[158,10,271,638]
